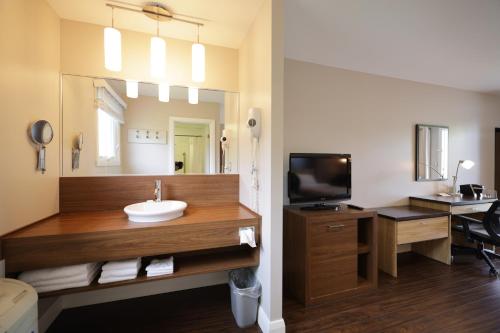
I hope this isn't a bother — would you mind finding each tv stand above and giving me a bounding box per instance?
[283,206,378,305]
[300,203,341,211]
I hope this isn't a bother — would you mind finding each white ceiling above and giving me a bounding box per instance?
[47,0,265,49]
[285,0,500,94]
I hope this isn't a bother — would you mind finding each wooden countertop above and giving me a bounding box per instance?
[1,204,261,273]
[3,204,258,239]
[410,195,497,206]
[377,206,450,222]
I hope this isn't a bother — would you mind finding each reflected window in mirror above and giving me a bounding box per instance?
[416,124,449,181]
[97,108,121,166]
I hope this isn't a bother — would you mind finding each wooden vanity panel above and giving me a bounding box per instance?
[60,174,239,212]
[2,205,260,273]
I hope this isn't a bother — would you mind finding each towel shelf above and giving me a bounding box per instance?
[36,247,258,298]
[0,204,261,297]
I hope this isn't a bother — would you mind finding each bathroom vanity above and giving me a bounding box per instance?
[0,174,260,297]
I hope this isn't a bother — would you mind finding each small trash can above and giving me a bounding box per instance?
[229,268,261,328]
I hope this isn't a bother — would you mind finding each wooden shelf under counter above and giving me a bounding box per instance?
[38,247,257,298]
[1,204,261,297]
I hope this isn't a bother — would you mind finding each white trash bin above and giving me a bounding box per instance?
[0,278,38,333]
[229,269,261,328]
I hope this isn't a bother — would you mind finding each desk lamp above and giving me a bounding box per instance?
[451,160,474,195]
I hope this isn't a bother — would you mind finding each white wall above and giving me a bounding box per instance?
[284,58,500,208]
[239,0,285,332]
[0,0,60,236]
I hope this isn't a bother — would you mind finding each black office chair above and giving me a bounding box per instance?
[451,200,500,276]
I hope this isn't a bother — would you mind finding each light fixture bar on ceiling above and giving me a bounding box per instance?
[105,3,204,27]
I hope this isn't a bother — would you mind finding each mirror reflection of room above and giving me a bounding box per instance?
[62,75,239,176]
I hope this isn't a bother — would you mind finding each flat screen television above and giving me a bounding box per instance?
[288,153,351,205]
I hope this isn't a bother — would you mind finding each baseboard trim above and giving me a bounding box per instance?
[258,306,286,333]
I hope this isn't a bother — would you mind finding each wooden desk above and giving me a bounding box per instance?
[377,206,450,277]
[409,195,496,215]
[410,195,497,250]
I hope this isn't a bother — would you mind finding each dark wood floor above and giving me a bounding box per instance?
[48,253,500,333]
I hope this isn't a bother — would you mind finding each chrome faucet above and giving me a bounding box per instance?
[154,179,162,202]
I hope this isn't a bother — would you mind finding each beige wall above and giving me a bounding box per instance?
[0,0,60,236]
[60,20,239,92]
[239,0,284,330]
[284,58,500,208]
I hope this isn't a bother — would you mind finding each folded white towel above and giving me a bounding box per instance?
[102,258,141,272]
[146,258,173,272]
[98,273,137,284]
[147,269,173,277]
[99,267,139,279]
[30,264,100,288]
[34,266,99,293]
[19,263,98,284]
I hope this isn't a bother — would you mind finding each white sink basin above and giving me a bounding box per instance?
[124,200,187,223]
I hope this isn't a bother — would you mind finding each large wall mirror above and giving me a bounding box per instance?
[61,75,239,176]
[415,124,449,181]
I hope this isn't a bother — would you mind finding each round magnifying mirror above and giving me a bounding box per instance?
[30,120,54,174]
[30,120,54,145]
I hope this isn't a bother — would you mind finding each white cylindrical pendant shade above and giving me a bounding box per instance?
[158,83,170,102]
[104,27,122,72]
[150,37,166,78]
[126,80,138,98]
[192,43,205,82]
[188,87,198,104]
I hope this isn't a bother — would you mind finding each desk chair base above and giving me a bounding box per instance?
[452,243,500,276]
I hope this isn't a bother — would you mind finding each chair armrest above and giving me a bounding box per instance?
[455,214,482,242]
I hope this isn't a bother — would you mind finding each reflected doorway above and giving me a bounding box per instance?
[168,117,216,174]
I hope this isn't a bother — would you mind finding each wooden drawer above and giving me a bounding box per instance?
[451,203,492,215]
[310,254,357,299]
[310,219,357,257]
[397,216,448,245]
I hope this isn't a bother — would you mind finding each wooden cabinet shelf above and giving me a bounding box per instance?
[38,248,258,298]
[358,243,370,254]
[284,207,378,306]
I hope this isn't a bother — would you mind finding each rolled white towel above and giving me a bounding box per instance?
[30,264,100,288]
[99,268,139,279]
[146,258,173,272]
[19,263,98,284]
[102,258,141,272]
[98,273,137,284]
[34,266,100,293]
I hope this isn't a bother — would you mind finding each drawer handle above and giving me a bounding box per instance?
[328,224,345,231]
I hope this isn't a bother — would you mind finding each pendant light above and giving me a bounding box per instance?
[126,80,138,98]
[192,25,205,82]
[158,83,170,102]
[150,14,166,78]
[188,87,198,104]
[104,7,122,72]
